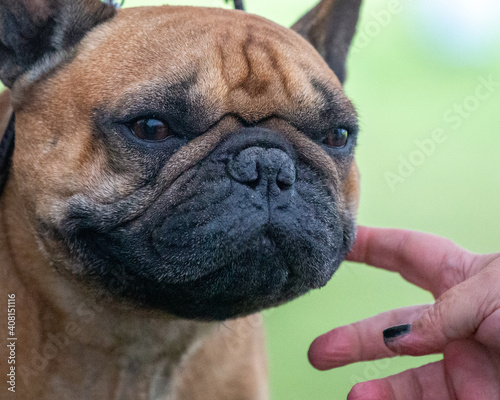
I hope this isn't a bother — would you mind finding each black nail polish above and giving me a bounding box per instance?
[383,324,411,344]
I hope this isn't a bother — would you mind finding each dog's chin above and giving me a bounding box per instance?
[68,205,353,321]
[122,229,347,320]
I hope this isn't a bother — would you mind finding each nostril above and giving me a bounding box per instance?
[277,162,296,190]
[276,180,291,191]
[276,181,291,192]
[247,176,260,190]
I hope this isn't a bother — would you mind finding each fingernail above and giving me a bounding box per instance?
[383,324,411,345]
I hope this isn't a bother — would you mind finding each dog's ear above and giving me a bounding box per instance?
[292,0,362,84]
[0,0,116,88]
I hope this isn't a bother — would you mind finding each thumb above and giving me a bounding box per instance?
[383,266,500,356]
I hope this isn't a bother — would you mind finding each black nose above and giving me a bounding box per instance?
[227,147,296,195]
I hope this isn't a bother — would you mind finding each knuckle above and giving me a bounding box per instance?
[416,292,460,341]
[418,301,445,332]
[436,247,472,293]
[477,267,500,317]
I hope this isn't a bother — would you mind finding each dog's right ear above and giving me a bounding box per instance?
[292,0,362,84]
[0,0,116,88]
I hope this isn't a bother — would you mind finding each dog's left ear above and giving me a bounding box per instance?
[292,0,362,84]
[0,0,116,88]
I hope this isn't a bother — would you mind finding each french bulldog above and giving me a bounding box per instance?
[0,0,361,398]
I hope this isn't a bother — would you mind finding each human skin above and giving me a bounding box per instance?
[308,226,500,399]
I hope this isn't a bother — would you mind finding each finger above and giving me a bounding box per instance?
[383,265,500,356]
[346,226,474,296]
[347,361,452,400]
[308,305,430,371]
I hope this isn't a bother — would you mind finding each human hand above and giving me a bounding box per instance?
[308,226,500,399]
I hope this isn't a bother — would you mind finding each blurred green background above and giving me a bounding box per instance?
[3,0,500,398]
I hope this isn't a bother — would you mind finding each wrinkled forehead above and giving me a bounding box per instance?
[53,6,355,133]
[77,6,339,83]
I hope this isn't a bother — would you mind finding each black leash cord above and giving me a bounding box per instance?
[226,0,245,11]
[233,0,245,10]
[0,114,15,196]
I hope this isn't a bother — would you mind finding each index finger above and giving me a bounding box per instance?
[346,226,474,296]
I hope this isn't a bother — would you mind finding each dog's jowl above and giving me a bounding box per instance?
[0,0,361,398]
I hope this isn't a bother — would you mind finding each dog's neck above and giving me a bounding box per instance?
[0,178,212,399]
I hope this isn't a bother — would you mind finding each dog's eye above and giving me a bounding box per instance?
[130,119,171,141]
[322,128,349,148]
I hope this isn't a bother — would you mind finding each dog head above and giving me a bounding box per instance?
[0,0,361,320]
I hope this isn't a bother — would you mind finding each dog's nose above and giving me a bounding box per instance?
[227,147,296,195]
